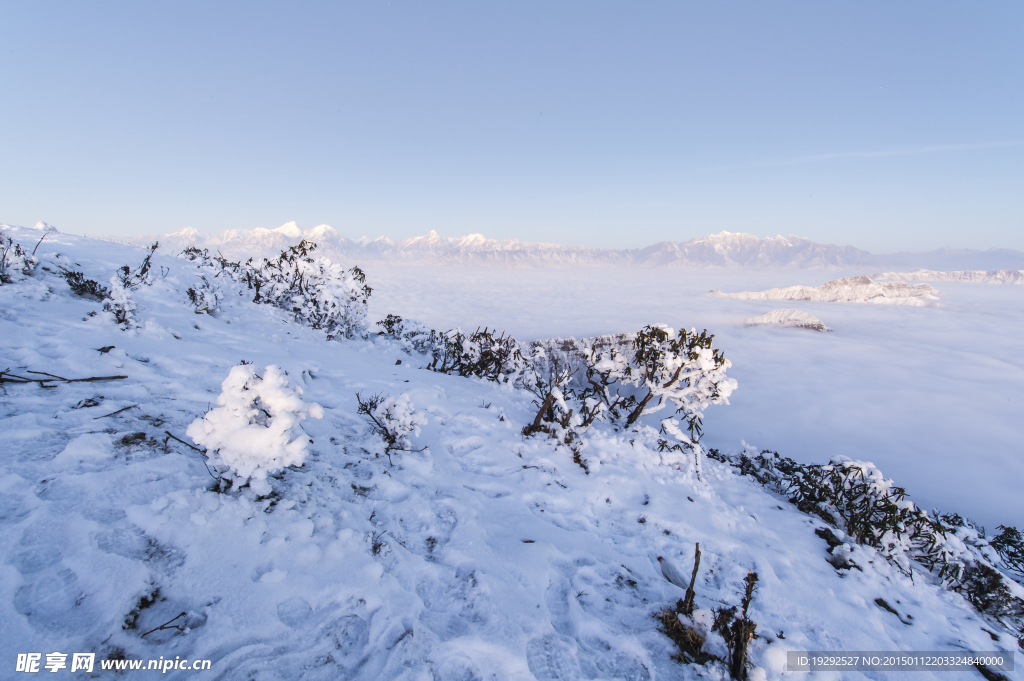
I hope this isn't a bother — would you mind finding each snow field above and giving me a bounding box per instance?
[0,225,1021,680]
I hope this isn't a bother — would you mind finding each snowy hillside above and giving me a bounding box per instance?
[96,222,1024,272]
[711,276,942,306]
[3,225,1023,680]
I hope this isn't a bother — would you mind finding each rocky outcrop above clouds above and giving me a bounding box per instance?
[712,276,942,306]
[872,269,1024,284]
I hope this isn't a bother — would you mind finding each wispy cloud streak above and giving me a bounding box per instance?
[725,140,1024,170]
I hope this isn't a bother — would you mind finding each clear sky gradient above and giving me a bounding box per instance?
[1,2,1021,252]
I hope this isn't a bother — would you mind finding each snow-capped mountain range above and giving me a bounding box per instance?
[97,222,1024,271]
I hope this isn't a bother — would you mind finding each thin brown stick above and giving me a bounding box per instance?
[0,370,127,385]
[94,405,137,419]
[0,370,35,384]
[27,370,70,381]
[163,430,219,481]
[682,542,701,616]
[164,430,205,453]
[141,611,187,638]
[32,231,49,256]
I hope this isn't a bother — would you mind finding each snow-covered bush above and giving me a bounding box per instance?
[183,241,372,338]
[427,327,527,382]
[377,315,530,384]
[186,364,323,495]
[61,270,109,299]
[712,448,1024,635]
[522,327,736,475]
[247,240,372,339]
[518,347,590,469]
[100,242,160,326]
[180,245,240,274]
[991,525,1024,582]
[186,274,221,314]
[103,277,137,326]
[376,314,443,357]
[608,325,736,429]
[379,318,735,475]
[355,392,427,463]
[0,231,36,284]
[181,246,242,315]
[115,241,160,290]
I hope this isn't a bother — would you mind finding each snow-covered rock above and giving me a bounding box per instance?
[712,276,942,306]
[744,309,831,331]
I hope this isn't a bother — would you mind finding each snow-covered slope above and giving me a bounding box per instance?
[873,269,1024,285]
[95,222,1024,271]
[711,276,942,306]
[2,225,1021,680]
[744,310,831,332]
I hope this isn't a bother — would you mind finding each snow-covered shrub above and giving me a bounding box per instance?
[99,242,160,326]
[657,571,760,680]
[247,240,372,339]
[181,247,243,315]
[614,325,736,429]
[355,392,427,463]
[0,231,36,284]
[120,242,159,288]
[376,314,443,357]
[427,327,527,382]
[61,270,109,299]
[379,319,734,474]
[186,274,220,314]
[186,364,323,495]
[991,525,1024,582]
[179,241,372,337]
[521,326,736,474]
[103,277,137,326]
[712,448,1024,635]
[180,245,240,274]
[518,347,589,469]
[377,316,530,384]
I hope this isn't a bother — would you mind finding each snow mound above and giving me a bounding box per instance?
[744,309,831,331]
[872,269,1024,285]
[186,364,323,495]
[711,276,942,306]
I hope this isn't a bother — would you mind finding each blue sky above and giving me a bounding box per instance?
[1,1,1021,252]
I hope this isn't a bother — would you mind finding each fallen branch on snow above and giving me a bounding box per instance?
[0,368,129,385]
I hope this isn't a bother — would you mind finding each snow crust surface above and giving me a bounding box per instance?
[1,224,1022,680]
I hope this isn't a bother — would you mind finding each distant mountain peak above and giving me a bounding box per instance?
[95,222,1024,271]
